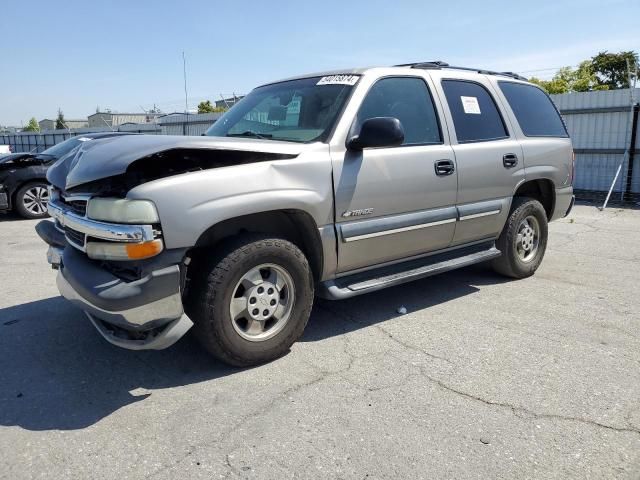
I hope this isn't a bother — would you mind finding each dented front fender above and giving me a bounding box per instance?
[126,144,334,249]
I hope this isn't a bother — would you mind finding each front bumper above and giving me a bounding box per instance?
[36,217,192,350]
[58,246,192,350]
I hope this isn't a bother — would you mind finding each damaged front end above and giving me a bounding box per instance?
[37,187,193,350]
[36,134,305,350]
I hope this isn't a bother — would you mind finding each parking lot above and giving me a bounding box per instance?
[0,204,638,479]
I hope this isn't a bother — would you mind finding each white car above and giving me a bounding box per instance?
[0,145,12,156]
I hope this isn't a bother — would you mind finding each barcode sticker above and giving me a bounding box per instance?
[317,75,360,86]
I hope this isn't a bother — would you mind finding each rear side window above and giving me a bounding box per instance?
[355,77,442,145]
[441,80,508,143]
[499,82,568,137]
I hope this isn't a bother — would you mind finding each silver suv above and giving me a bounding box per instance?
[37,62,575,366]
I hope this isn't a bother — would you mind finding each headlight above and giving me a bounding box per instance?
[86,239,164,261]
[87,198,159,224]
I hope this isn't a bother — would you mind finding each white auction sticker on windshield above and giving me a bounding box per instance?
[317,75,360,86]
[461,96,481,114]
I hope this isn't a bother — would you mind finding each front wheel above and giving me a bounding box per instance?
[14,182,50,219]
[187,235,314,367]
[492,197,548,279]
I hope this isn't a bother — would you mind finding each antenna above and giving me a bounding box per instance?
[183,51,189,114]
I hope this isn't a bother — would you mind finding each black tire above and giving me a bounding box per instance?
[186,235,314,367]
[14,182,50,219]
[492,197,548,279]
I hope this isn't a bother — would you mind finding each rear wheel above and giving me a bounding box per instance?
[492,197,548,278]
[15,182,49,219]
[187,235,314,367]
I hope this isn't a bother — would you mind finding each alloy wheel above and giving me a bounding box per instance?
[22,186,49,216]
[515,215,540,262]
[229,263,296,342]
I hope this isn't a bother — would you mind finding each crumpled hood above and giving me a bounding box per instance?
[47,134,308,190]
[0,153,38,167]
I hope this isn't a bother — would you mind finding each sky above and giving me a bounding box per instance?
[1,0,639,126]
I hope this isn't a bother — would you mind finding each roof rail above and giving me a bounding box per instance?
[394,61,449,69]
[395,61,528,81]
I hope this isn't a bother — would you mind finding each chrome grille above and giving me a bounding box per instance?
[59,197,88,216]
[64,226,86,247]
[66,200,87,216]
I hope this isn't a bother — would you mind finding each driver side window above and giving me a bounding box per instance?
[355,77,442,145]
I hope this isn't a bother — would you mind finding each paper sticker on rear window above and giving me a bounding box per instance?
[317,75,359,86]
[461,96,481,114]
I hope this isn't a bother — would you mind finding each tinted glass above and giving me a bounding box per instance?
[207,76,356,143]
[499,82,568,137]
[355,77,441,145]
[442,80,508,143]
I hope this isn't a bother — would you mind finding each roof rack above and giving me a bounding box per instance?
[394,61,528,81]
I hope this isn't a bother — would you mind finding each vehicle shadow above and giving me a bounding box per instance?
[0,296,240,431]
[302,263,509,342]
[0,212,49,222]
[0,264,508,431]
[0,212,22,221]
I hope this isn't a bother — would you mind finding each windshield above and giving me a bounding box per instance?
[206,75,359,143]
[41,136,92,158]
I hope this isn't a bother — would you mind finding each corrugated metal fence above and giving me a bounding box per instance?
[2,93,639,206]
[551,89,639,206]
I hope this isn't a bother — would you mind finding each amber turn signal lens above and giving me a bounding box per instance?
[86,239,164,261]
[125,239,164,259]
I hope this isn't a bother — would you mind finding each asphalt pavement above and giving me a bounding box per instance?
[1,204,639,479]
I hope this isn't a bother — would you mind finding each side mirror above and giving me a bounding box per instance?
[347,117,405,150]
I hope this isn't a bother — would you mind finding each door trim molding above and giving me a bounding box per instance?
[459,210,501,221]
[339,206,457,243]
[344,218,456,242]
[339,198,508,243]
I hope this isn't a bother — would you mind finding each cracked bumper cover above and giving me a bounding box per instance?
[50,237,192,350]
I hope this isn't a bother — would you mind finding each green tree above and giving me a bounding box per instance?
[530,61,609,94]
[197,100,227,114]
[23,117,40,132]
[531,51,638,94]
[197,100,215,113]
[590,51,638,89]
[55,108,66,130]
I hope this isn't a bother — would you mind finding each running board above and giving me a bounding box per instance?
[319,243,501,300]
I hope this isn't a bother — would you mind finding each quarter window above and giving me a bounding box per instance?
[498,81,568,137]
[354,77,442,145]
[442,80,508,143]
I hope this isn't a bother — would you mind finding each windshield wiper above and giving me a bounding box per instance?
[227,131,273,139]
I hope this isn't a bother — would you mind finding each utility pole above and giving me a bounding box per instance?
[183,51,189,114]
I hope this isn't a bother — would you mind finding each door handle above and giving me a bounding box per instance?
[503,153,518,168]
[434,159,455,176]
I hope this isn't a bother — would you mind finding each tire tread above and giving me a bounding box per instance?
[492,197,548,279]
[187,235,313,367]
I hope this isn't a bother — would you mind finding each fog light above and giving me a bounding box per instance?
[86,239,163,261]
